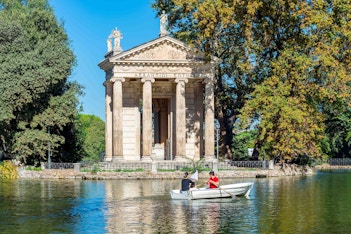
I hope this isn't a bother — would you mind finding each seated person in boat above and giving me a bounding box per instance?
[207,171,219,189]
[181,172,195,192]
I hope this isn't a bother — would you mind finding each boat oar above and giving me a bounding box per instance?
[219,186,238,200]
[194,182,206,189]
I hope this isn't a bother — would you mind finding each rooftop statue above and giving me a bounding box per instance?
[107,28,123,52]
[159,10,169,37]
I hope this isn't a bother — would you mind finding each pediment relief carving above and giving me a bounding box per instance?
[101,37,219,73]
[126,43,189,61]
[117,40,204,62]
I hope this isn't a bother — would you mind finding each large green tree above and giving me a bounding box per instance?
[324,107,351,159]
[0,0,82,165]
[78,114,105,162]
[153,0,351,162]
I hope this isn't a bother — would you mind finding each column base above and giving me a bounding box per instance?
[204,155,216,162]
[173,156,187,161]
[104,156,113,162]
[141,155,152,162]
[112,156,124,162]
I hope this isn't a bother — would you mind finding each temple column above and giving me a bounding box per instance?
[194,82,204,161]
[141,78,155,161]
[111,77,125,161]
[174,78,188,161]
[204,76,215,160]
[104,80,113,161]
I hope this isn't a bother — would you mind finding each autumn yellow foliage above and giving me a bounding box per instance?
[0,160,19,179]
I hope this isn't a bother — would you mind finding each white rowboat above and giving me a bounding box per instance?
[170,182,254,200]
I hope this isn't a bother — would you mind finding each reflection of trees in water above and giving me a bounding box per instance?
[203,202,220,233]
[3,173,351,233]
[171,200,226,233]
[103,179,224,233]
[104,179,180,233]
[0,180,94,233]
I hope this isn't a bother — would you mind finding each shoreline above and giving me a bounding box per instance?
[16,164,351,180]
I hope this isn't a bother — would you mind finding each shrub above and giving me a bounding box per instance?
[0,161,18,179]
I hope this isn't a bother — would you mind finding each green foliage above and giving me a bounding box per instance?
[232,131,256,160]
[25,166,42,171]
[0,160,18,179]
[0,0,83,164]
[91,163,100,173]
[78,114,105,162]
[324,107,351,158]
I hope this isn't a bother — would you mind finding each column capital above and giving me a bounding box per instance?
[110,77,125,83]
[175,78,188,84]
[141,77,155,83]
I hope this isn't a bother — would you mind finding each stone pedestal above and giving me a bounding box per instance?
[152,143,165,160]
[151,162,157,173]
[269,160,274,170]
[74,163,81,173]
[212,159,218,173]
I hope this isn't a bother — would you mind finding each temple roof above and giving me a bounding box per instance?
[99,36,219,71]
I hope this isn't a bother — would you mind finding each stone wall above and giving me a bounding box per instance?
[17,164,314,180]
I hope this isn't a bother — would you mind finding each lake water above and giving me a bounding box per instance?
[1,169,351,234]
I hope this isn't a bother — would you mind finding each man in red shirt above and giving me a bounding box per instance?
[207,171,219,189]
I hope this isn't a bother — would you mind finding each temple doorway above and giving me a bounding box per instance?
[152,98,171,160]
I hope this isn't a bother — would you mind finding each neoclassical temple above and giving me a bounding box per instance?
[98,13,218,162]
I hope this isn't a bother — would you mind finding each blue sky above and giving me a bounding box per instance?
[49,0,160,121]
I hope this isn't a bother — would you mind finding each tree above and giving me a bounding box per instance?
[153,0,351,163]
[324,107,351,158]
[152,0,260,159]
[78,114,105,162]
[232,130,256,160]
[237,0,351,162]
[0,0,82,165]
[238,51,327,162]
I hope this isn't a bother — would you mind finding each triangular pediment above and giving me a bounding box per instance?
[109,36,206,63]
